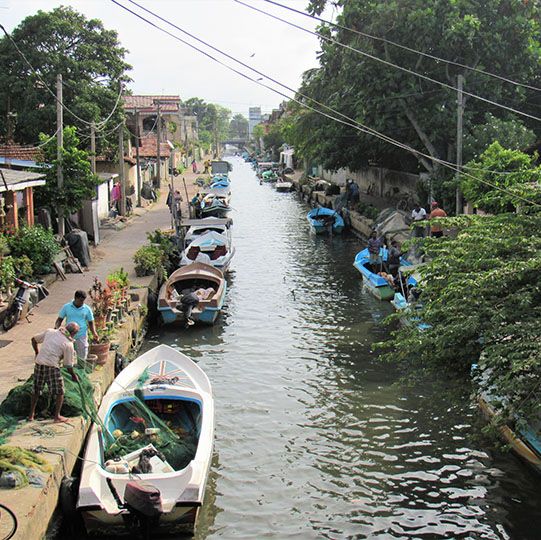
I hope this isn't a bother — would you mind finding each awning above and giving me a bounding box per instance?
[0,168,46,192]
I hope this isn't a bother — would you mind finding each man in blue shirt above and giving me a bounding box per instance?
[55,290,98,360]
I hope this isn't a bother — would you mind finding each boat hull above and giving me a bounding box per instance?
[307,208,345,235]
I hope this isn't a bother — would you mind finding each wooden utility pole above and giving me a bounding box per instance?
[213,117,218,158]
[455,74,464,215]
[56,74,65,236]
[90,121,96,174]
[156,102,162,188]
[118,122,126,216]
[134,107,142,207]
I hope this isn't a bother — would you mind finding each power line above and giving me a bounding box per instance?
[259,0,541,94]
[233,0,541,123]
[110,0,541,208]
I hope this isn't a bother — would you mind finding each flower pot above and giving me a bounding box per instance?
[86,353,106,367]
[89,341,111,365]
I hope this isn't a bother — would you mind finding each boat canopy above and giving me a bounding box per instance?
[187,230,227,248]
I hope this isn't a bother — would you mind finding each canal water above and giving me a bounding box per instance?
[141,158,540,539]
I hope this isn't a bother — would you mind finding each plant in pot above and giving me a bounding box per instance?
[88,277,113,331]
[89,323,115,365]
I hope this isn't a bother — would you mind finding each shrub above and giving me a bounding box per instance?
[133,245,166,281]
[0,256,16,292]
[7,225,59,275]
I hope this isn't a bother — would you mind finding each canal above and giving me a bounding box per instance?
[140,158,540,539]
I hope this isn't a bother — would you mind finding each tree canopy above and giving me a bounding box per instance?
[0,6,131,147]
[183,98,231,152]
[381,212,541,426]
[290,0,541,184]
[229,113,249,139]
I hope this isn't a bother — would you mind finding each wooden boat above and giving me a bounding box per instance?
[157,263,226,325]
[77,344,214,536]
[307,207,345,234]
[200,193,230,217]
[210,160,231,176]
[182,217,233,250]
[275,180,293,192]
[353,248,411,300]
[180,230,235,272]
[260,170,279,182]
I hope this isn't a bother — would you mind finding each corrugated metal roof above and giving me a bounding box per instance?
[0,168,46,192]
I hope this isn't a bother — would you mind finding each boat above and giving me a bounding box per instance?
[260,169,279,183]
[200,193,231,218]
[157,263,226,325]
[390,264,430,329]
[210,177,230,190]
[210,160,231,176]
[275,180,293,192]
[307,207,345,234]
[181,217,233,250]
[353,248,411,300]
[475,365,541,475]
[77,344,214,536]
[180,230,235,272]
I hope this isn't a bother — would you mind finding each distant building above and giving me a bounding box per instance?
[248,107,262,138]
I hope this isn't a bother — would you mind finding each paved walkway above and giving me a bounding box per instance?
[0,172,201,402]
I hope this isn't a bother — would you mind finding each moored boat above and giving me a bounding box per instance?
[157,263,226,325]
[275,180,293,192]
[307,207,345,234]
[200,193,231,218]
[260,169,279,182]
[353,248,411,300]
[77,344,214,536]
[182,217,233,250]
[180,230,235,272]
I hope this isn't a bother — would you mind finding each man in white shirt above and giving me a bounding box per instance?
[411,204,427,237]
[29,322,79,423]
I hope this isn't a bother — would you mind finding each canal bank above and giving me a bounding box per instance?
[0,172,203,540]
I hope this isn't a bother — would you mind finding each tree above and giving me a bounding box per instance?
[36,126,100,217]
[461,142,541,213]
[0,6,131,147]
[293,1,541,181]
[229,114,249,139]
[380,212,541,426]
[183,98,231,152]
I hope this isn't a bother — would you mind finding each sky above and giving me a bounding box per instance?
[0,0,333,118]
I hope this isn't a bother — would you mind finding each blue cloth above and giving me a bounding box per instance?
[58,302,94,340]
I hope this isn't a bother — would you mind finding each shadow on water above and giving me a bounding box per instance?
[62,158,541,539]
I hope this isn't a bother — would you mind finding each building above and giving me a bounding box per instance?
[248,107,262,138]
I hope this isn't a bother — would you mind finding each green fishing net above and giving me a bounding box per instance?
[102,369,199,471]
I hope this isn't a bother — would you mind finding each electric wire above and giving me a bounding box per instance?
[259,0,541,93]
[233,0,541,123]
[111,0,541,208]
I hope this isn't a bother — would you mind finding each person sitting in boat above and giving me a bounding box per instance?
[387,240,401,277]
[179,287,200,327]
[367,231,383,272]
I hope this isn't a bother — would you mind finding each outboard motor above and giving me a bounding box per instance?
[124,481,163,539]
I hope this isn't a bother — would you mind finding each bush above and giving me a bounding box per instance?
[0,256,16,292]
[8,225,59,275]
[354,201,379,220]
[133,245,166,281]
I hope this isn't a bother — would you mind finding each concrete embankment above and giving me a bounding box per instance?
[0,170,202,540]
[285,171,374,238]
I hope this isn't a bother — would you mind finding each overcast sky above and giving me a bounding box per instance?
[1,0,333,117]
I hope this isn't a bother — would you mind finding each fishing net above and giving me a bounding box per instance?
[102,369,199,472]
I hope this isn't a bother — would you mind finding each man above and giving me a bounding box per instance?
[367,230,383,272]
[411,204,427,237]
[429,201,447,238]
[29,323,79,423]
[179,287,200,327]
[387,240,401,277]
[56,290,98,360]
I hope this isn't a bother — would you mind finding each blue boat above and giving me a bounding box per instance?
[210,178,231,190]
[157,262,227,325]
[353,248,412,300]
[307,207,345,234]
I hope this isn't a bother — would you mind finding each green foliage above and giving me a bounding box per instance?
[292,1,541,175]
[0,6,131,148]
[13,255,33,280]
[353,201,379,220]
[229,113,249,139]
[36,126,100,216]
[461,142,541,214]
[0,235,9,257]
[0,257,16,292]
[7,225,59,275]
[133,245,166,281]
[380,212,541,425]
[183,98,231,151]
[107,267,129,289]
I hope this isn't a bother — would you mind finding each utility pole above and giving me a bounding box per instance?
[455,74,464,215]
[134,107,142,207]
[56,74,65,236]
[213,117,218,158]
[118,121,126,216]
[90,121,96,174]
[156,102,161,188]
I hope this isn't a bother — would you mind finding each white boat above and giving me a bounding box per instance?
[77,344,214,536]
[182,217,233,250]
[275,180,293,192]
[180,230,235,272]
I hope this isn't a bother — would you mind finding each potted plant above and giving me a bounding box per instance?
[88,277,113,330]
[89,324,114,365]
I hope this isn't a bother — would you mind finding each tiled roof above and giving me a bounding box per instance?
[0,144,44,162]
[123,95,181,113]
[138,135,171,158]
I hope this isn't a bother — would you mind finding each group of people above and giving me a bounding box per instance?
[411,201,447,238]
[29,290,98,423]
